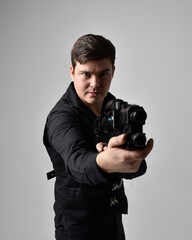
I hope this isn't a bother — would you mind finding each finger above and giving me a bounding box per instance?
[108,134,127,148]
[96,142,107,152]
[135,138,154,159]
[125,138,154,160]
[96,142,104,152]
[144,138,154,157]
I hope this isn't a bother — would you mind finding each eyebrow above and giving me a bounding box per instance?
[79,68,111,74]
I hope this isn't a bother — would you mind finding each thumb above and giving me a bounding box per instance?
[108,134,127,148]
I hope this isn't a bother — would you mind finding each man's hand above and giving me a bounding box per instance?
[96,134,154,173]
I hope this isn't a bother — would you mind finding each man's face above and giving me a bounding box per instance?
[70,58,115,115]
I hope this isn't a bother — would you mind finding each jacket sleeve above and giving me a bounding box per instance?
[46,105,108,186]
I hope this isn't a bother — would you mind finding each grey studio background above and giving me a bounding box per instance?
[1,0,192,239]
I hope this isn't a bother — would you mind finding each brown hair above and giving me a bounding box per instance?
[71,34,116,68]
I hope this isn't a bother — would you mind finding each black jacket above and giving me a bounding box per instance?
[43,82,147,240]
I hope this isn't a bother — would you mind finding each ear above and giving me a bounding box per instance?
[112,65,115,77]
[70,65,74,81]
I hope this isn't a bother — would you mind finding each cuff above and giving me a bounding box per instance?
[84,152,108,186]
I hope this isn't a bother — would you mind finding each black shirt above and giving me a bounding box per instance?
[43,82,147,239]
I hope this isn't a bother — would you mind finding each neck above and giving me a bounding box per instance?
[90,105,101,116]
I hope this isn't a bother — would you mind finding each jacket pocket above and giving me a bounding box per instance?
[56,186,110,223]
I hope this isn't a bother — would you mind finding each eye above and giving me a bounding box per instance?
[82,72,90,78]
[100,71,110,78]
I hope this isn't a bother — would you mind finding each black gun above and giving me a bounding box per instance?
[94,99,147,150]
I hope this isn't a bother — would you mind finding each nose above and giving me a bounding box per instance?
[90,76,100,89]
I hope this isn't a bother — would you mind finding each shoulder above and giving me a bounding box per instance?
[47,82,79,119]
[47,98,78,125]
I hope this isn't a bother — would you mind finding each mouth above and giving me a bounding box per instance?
[88,91,100,96]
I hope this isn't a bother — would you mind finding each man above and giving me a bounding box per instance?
[43,34,153,240]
